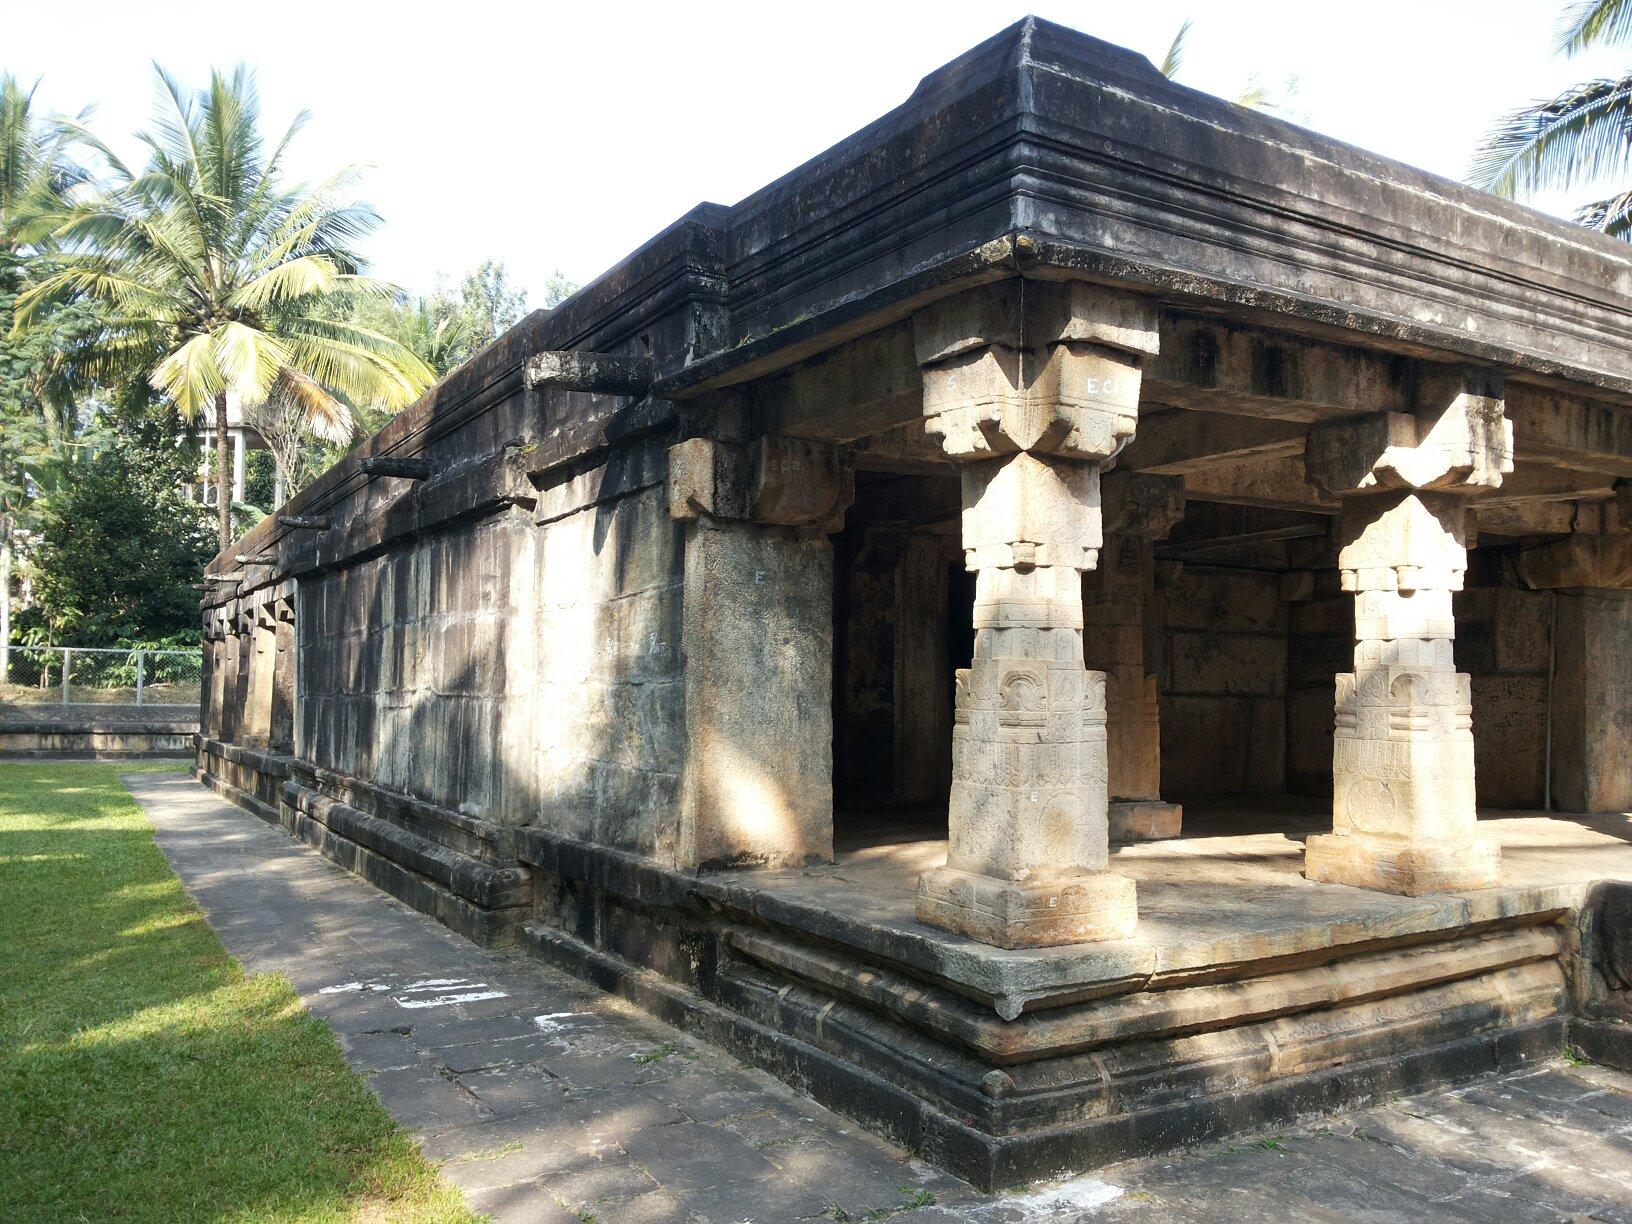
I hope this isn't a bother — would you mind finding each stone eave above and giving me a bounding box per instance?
[209,14,1632,576]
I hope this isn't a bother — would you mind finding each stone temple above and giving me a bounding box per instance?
[197,19,1632,1188]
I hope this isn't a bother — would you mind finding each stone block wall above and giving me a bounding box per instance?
[298,510,528,823]
[1285,589,1349,797]
[1455,583,1552,810]
[293,464,686,858]
[526,478,685,860]
[1159,565,1288,795]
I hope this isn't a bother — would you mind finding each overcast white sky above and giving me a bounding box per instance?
[5,1,1624,304]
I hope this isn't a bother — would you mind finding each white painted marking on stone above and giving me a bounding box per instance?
[400,977,477,990]
[532,1012,581,1034]
[999,1176,1124,1218]
[393,989,509,1009]
[318,981,390,994]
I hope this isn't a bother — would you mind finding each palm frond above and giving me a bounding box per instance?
[1558,0,1632,54]
[1160,19,1193,79]
[1576,188,1632,236]
[227,253,340,311]
[211,319,287,404]
[271,367,353,443]
[1468,75,1632,196]
[150,330,223,418]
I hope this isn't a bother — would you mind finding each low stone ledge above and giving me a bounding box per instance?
[197,737,292,778]
[289,759,516,863]
[725,924,1565,1065]
[284,807,523,947]
[2,720,197,759]
[283,780,530,909]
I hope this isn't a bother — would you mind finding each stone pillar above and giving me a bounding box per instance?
[201,612,222,738]
[1088,472,1185,841]
[1303,367,1511,894]
[911,282,1157,948]
[1517,533,1632,813]
[670,434,854,869]
[269,595,296,754]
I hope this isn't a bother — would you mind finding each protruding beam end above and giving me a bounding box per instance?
[525,350,653,396]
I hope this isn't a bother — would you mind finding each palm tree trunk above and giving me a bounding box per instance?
[214,391,231,550]
[0,522,12,686]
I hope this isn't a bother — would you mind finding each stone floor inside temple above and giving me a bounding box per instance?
[701,799,1632,1013]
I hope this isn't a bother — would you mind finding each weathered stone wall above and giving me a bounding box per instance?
[297,509,531,824]
[1285,588,1349,797]
[1160,566,1288,795]
[528,478,684,859]
[293,470,685,857]
[1553,590,1632,813]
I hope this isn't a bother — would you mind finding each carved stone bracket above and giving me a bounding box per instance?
[668,436,854,531]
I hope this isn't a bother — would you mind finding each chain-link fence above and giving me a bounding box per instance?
[0,644,202,717]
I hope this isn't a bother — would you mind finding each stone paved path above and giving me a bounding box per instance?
[126,771,1632,1223]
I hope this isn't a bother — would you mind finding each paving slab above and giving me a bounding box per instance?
[124,770,1632,1222]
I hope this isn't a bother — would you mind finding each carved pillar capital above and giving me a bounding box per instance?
[914,282,1158,464]
[1305,365,1512,497]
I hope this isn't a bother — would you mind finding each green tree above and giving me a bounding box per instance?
[29,405,214,645]
[1471,0,1632,238]
[0,75,94,672]
[18,65,434,550]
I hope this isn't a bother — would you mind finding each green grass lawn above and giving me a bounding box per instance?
[0,763,479,1222]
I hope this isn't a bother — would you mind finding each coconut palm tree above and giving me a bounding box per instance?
[18,65,434,548]
[1470,0,1632,238]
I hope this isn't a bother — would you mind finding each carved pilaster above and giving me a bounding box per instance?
[1302,366,1510,894]
[913,283,1156,947]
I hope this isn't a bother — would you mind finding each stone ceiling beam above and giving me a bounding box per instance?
[1117,408,1307,474]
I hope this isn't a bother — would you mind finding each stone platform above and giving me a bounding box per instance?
[518,799,1632,1188]
[126,771,1632,1221]
[757,799,1632,1017]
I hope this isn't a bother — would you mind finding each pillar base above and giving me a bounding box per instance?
[1304,832,1501,896]
[915,865,1137,948]
[1109,799,1182,843]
